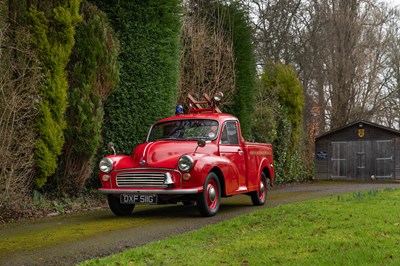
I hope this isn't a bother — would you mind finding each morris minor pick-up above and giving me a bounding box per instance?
[99,93,274,217]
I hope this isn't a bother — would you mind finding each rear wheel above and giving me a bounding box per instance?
[197,172,221,217]
[107,194,135,216]
[250,172,268,206]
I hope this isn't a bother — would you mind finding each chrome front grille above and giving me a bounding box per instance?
[116,172,167,188]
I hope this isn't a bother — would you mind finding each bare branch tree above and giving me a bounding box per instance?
[178,1,236,109]
[0,24,41,222]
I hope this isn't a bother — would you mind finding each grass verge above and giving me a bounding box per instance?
[81,188,400,265]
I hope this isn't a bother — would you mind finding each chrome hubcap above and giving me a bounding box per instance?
[208,186,216,203]
[260,181,265,195]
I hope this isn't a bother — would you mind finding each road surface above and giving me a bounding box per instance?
[1,181,399,265]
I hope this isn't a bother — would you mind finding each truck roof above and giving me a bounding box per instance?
[155,112,238,124]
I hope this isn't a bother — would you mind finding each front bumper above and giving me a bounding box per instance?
[99,187,202,195]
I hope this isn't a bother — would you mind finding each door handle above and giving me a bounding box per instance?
[238,149,244,155]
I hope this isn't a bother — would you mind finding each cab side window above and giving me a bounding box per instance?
[220,121,239,145]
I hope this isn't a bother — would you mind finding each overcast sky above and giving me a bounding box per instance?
[385,0,400,7]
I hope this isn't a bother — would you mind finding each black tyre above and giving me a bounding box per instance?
[250,172,268,206]
[107,194,135,216]
[197,172,221,217]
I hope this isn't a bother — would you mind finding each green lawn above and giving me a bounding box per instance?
[81,188,400,265]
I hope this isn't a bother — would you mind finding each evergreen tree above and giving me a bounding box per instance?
[261,63,303,148]
[57,1,120,195]
[256,63,306,183]
[91,0,181,154]
[28,0,81,188]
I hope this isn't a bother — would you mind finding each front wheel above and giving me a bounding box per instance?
[197,172,221,217]
[107,194,135,216]
[250,172,268,206]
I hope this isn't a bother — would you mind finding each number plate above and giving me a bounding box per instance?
[120,194,158,204]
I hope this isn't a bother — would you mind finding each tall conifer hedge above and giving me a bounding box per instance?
[226,2,256,140]
[28,0,81,188]
[92,0,181,154]
[58,1,120,195]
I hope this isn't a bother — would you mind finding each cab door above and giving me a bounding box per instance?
[219,121,247,192]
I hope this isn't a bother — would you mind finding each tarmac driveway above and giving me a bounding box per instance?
[1,181,399,266]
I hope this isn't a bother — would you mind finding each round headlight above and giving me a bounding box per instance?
[178,155,194,172]
[99,158,114,173]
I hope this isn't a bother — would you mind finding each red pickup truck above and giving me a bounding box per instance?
[99,95,274,217]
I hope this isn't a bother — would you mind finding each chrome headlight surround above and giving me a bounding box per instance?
[178,154,194,172]
[99,157,114,173]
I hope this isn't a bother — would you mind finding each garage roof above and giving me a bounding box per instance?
[316,120,400,140]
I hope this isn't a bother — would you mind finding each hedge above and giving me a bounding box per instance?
[92,0,181,154]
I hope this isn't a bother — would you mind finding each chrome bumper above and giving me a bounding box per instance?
[99,188,201,195]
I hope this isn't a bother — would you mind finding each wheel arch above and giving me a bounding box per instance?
[260,160,274,186]
[262,167,271,185]
[210,166,226,197]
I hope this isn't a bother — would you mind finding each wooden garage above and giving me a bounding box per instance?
[315,120,400,181]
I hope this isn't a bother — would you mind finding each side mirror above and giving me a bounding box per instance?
[107,142,116,155]
[194,139,206,153]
